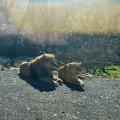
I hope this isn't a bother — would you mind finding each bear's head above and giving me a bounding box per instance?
[39,54,57,71]
[68,62,81,74]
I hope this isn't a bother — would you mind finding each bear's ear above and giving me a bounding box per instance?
[43,54,55,58]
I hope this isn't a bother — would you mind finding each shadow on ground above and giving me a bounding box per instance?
[19,74,85,92]
[18,74,56,92]
[63,81,85,92]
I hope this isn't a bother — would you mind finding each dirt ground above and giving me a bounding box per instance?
[0,58,120,120]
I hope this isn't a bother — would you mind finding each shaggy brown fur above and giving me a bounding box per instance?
[20,54,63,87]
[58,62,84,87]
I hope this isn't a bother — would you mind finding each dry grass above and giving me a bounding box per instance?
[3,0,120,34]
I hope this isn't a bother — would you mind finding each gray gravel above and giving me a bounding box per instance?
[0,68,120,120]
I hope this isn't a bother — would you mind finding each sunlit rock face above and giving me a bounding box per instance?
[2,0,120,34]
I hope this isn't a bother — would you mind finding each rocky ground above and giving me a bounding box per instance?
[0,57,120,120]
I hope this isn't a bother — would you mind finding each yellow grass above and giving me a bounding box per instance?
[3,0,120,34]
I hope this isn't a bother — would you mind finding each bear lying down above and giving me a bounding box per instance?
[58,62,85,87]
[20,54,63,87]
[20,54,89,87]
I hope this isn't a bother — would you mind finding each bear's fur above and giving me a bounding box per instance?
[20,54,63,87]
[58,62,84,87]
[20,62,31,76]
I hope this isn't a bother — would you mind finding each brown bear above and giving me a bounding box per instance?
[20,54,63,87]
[58,62,84,87]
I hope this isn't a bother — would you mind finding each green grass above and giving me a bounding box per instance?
[97,65,120,77]
[105,66,120,77]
